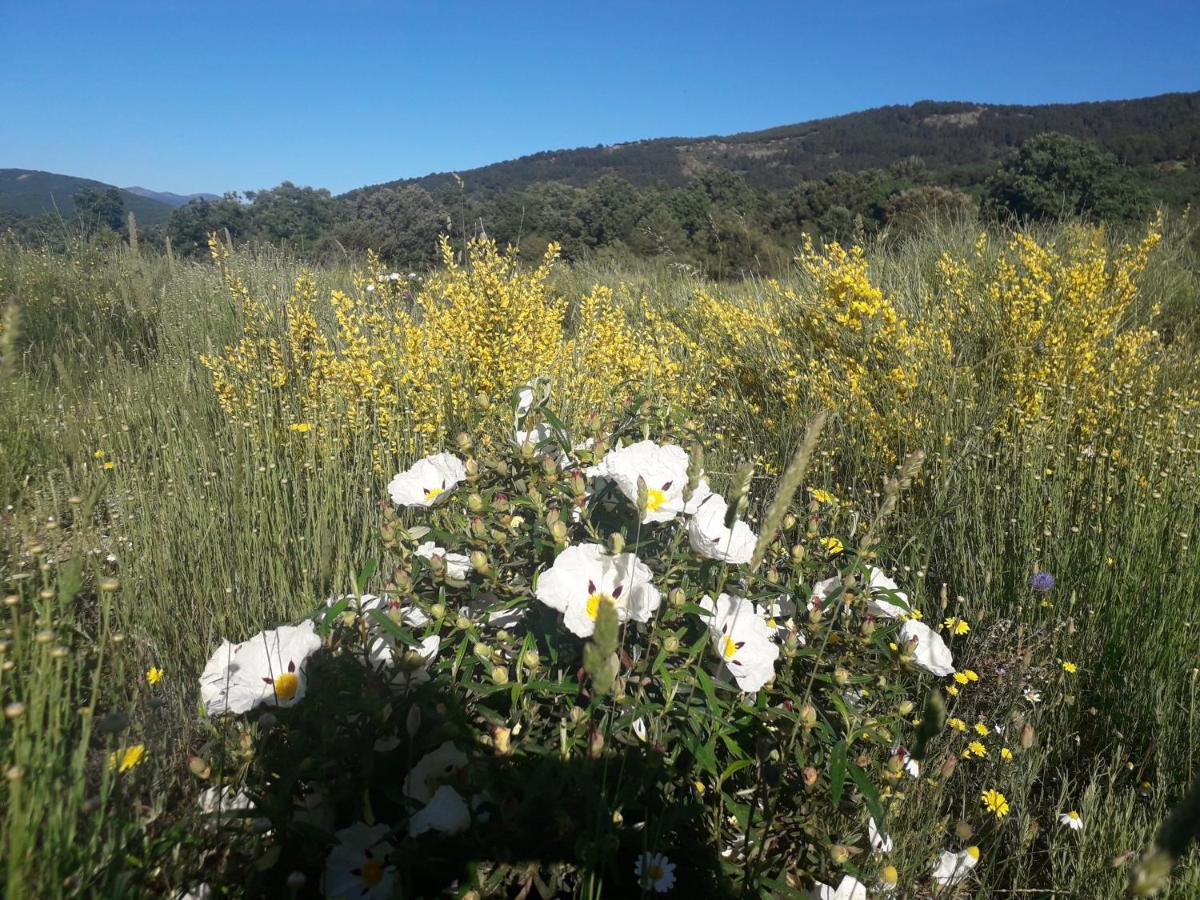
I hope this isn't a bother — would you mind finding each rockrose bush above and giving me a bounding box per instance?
[185,393,989,898]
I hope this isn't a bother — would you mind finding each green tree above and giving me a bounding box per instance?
[335,186,447,269]
[73,187,124,232]
[983,132,1148,223]
[166,194,249,258]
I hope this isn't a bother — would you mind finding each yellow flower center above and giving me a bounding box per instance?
[720,635,739,659]
[424,487,443,502]
[360,857,385,888]
[648,863,664,880]
[586,592,615,620]
[645,487,667,512]
[967,846,980,860]
[272,672,300,701]
[1068,810,1080,820]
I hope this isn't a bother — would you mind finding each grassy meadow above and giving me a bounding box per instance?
[2,215,1200,899]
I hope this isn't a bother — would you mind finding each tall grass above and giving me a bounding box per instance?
[1,216,1198,896]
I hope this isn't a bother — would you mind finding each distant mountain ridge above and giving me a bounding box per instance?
[349,91,1200,199]
[123,186,219,208]
[0,169,177,224]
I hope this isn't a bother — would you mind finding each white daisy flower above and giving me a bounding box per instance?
[868,816,893,853]
[403,741,468,803]
[931,846,979,887]
[1023,685,1042,704]
[699,593,780,693]
[635,851,676,892]
[865,566,913,618]
[687,493,757,564]
[811,875,868,900]
[586,440,710,523]
[535,543,661,638]
[173,885,212,900]
[1058,810,1084,831]
[199,621,322,716]
[409,784,471,836]
[899,619,955,677]
[387,452,467,508]
[387,272,401,281]
[414,541,471,580]
[323,822,394,900]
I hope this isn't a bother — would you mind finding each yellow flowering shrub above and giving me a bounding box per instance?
[935,217,1164,434]
[201,236,660,458]
[645,237,940,463]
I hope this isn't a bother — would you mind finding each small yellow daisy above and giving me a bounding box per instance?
[146,666,164,685]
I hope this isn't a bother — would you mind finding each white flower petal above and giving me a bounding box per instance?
[403,741,467,803]
[535,543,661,638]
[687,494,757,564]
[199,622,322,716]
[699,593,779,693]
[900,619,955,676]
[387,453,467,508]
[409,785,470,836]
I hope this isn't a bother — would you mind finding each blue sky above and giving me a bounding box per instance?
[1,0,1196,195]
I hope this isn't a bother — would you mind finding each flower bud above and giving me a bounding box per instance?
[455,432,472,452]
[588,727,605,758]
[549,521,569,544]
[799,703,817,729]
[833,667,850,685]
[1020,722,1035,749]
[470,551,488,573]
[464,458,479,478]
[430,602,446,619]
[467,493,484,513]
[493,726,512,755]
[663,635,680,652]
[668,588,686,608]
[608,532,626,555]
[898,700,914,716]
[521,649,540,669]
[491,666,509,685]
[830,844,850,864]
[782,514,797,531]
[4,702,26,719]
[455,615,471,630]
[802,766,818,789]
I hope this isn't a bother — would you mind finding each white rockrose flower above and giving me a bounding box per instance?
[199,621,322,716]
[586,439,710,523]
[687,493,757,564]
[387,452,467,508]
[414,541,471,580]
[699,593,779,693]
[899,618,955,676]
[323,822,395,899]
[535,543,661,638]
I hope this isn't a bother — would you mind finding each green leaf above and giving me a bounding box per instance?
[830,740,848,805]
[355,558,378,595]
[849,762,885,826]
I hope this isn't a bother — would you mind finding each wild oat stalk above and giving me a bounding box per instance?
[749,410,828,571]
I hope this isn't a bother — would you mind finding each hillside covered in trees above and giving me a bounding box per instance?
[5,91,1198,275]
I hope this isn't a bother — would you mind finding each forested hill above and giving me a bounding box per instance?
[353,92,1200,197]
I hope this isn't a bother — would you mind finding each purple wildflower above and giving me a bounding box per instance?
[1030,571,1056,592]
